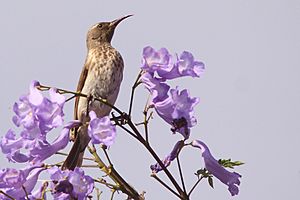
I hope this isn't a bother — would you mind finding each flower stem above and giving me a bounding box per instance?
[87,145,142,199]
[151,174,182,199]
[188,176,204,197]
[128,70,143,117]
[177,156,187,194]
[38,84,123,115]
[124,116,188,199]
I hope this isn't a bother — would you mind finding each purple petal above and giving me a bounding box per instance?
[177,51,205,78]
[153,87,199,139]
[88,113,116,146]
[1,165,45,199]
[30,120,81,163]
[68,168,94,199]
[49,88,66,106]
[141,72,170,104]
[141,46,173,74]
[151,140,184,173]
[28,80,44,106]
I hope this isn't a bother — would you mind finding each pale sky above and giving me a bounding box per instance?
[0,1,299,199]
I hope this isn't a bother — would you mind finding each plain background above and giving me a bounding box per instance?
[0,0,299,199]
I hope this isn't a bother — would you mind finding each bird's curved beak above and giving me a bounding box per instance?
[110,14,133,28]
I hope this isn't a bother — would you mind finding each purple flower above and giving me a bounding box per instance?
[0,129,31,162]
[0,164,45,199]
[30,120,81,164]
[1,81,68,163]
[13,80,65,138]
[192,140,242,196]
[88,111,116,146]
[151,140,184,173]
[141,72,170,104]
[68,168,94,199]
[141,46,173,74]
[141,46,204,80]
[1,120,80,164]
[140,47,203,138]
[49,166,94,200]
[154,87,199,139]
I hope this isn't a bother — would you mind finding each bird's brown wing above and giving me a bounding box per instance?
[74,59,90,120]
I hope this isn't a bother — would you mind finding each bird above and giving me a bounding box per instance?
[62,15,132,170]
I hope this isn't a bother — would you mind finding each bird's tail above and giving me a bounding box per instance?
[62,126,87,170]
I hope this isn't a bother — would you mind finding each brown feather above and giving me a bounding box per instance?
[74,60,90,120]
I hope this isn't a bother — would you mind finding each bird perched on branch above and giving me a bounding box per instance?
[62,15,132,170]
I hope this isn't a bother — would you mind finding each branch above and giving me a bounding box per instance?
[87,145,143,200]
[123,115,187,199]
[37,84,123,115]
[151,174,181,199]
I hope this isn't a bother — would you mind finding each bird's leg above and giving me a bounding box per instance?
[110,112,129,125]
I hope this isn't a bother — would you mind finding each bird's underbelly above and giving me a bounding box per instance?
[77,64,123,119]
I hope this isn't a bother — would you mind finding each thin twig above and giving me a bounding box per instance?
[95,188,102,200]
[94,178,118,190]
[56,151,94,161]
[114,120,139,140]
[22,186,29,200]
[81,164,100,168]
[65,94,76,102]
[125,118,185,198]
[110,189,116,200]
[0,190,15,200]
[176,156,187,194]
[151,174,182,199]
[87,145,141,199]
[188,176,204,197]
[128,70,143,117]
[103,148,113,166]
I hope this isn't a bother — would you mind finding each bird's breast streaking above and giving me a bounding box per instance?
[77,44,124,120]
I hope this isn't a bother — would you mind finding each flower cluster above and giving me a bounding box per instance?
[0,164,46,199]
[0,80,69,164]
[49,166,94,200]
[141,46,204,139]
[145,47,242,196]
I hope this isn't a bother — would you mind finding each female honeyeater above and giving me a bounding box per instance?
[62,15,132,170]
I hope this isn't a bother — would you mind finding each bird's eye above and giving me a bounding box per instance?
[98,24,103,28]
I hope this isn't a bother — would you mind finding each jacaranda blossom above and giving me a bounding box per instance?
[0,81,72,164]
[141,46,204,80]
[141,47,203,138]
[154,87,199,139]
[1,120,80,164]
[192,140,242,196]
[30,120,81,164]
[151,140,184,173]
[141,46,173,75]
[49,166,94,200]
[88,111,116,147]
[0,164,45,199]
[13,80,65,138]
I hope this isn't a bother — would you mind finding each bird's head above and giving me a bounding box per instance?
[86,15,132,49]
